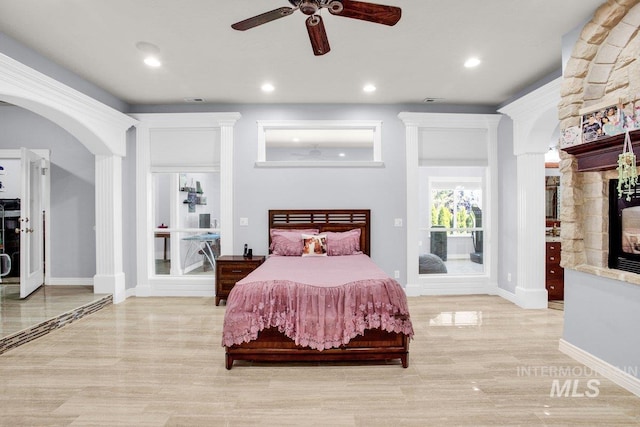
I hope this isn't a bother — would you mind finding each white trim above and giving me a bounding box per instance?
[400,112,502,296]
[405,280,498,297]
[132,112,240,296]
[255,161,384,168]
[0,53,138,301]
[0,52,136,156]
[256,119,383,165]
[0,149,51,287]
[499,78,561,309]
[559,339,640,398]
[48,277,94,286]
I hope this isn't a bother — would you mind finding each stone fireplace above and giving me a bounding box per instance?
[559,0,640,286]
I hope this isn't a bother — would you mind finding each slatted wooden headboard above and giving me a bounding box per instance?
[269,209,371,256]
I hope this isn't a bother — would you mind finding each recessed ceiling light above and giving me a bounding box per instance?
[261,83,275,93]
[136,41,162,68]
[339,152,346,157]
[363,84,377,93]
[143,56,162,68]
[464,57,481,68]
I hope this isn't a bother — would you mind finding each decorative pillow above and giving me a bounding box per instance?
[325,229,362,256]
[270,229,319,256]
[301,233,328,257]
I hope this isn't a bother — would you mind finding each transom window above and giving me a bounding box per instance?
[256,120,383,167]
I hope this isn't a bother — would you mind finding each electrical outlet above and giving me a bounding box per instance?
[239,217,248,226]
[507,273,512,282]
[394,218,403,227]
[394,270,400,279]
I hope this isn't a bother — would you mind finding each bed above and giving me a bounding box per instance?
[222,209,414,369]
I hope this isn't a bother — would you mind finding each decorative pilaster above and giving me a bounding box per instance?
[515,153,548,308]
[499,78,561,309]
[219,119,235,256]
[93,154,126,303]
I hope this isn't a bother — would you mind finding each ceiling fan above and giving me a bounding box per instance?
[231,0,401,56]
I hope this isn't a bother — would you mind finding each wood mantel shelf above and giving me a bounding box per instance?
[562,129,640,172]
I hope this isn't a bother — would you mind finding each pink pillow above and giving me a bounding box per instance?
[270,229,319,256]
[301,234,327,257]
[325,229,362,256]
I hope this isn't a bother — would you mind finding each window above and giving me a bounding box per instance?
[419,169,485,275]
[152,172,220,277]
[400,112,500,295]
[256,120,383,167]
[133,112,238,296]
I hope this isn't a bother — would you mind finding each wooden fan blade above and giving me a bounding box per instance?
[306,15,331,56]
[329,0,401,26]
[231,7,295,31]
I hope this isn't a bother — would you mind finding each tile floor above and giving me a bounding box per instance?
[0,294,637,426]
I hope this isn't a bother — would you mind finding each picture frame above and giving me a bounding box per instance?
[580,102,625,144]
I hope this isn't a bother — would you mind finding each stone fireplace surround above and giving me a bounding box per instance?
[559,0,640,286]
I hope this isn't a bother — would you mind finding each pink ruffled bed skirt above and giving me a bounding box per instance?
[221,256,414,350]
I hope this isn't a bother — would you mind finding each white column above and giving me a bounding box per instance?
[499,78,561,309]
[515,152,548,308]
[94,154,126,303]
[219,119,235,256]
[403,121,420,294]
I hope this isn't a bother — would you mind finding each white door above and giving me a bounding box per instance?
[19,148,47,298]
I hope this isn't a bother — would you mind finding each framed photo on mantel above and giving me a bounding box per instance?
[580,102,624,144]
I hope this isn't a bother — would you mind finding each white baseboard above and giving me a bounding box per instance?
[47,277,94,286]
[405,281,498,297]
[559,339,640,397]
[495,287,518,305]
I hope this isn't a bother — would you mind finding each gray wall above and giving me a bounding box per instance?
[0,105,96,278]
[564,270,640,379]
[1,30,510,287]
[131,103,497,283]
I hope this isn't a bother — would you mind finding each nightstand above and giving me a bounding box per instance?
[215,255,265,306]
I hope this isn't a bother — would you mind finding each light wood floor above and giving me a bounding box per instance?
[0,295,638,426]
[0,284,107,338]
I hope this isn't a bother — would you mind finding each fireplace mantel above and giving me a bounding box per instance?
[563,129,640,172]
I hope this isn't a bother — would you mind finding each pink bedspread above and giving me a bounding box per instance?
[221,254,414,350]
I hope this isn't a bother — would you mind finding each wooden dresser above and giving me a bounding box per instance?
[215,255,265,306]
[545,241,564,301]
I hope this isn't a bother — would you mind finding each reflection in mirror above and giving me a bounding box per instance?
[257,120,382,166]
[545,175,560,221]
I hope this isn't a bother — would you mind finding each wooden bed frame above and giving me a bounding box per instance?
[224,209,410,369]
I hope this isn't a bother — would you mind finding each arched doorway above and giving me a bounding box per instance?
[0,52,136,303]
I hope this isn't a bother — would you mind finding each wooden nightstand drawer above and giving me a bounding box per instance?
[219,264,257,278]
[215,255,265,306]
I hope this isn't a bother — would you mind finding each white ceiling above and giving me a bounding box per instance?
[0,0,604,106]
